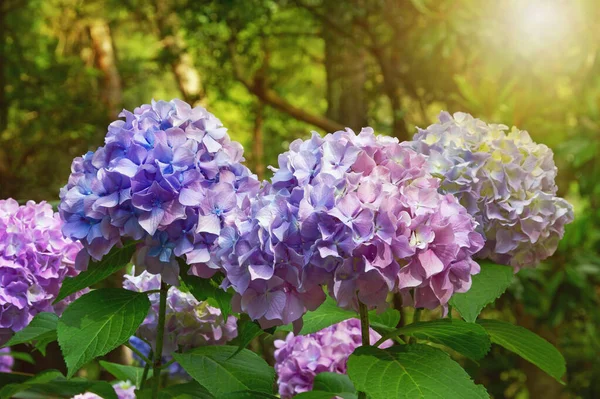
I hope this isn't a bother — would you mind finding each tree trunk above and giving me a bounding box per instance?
[0,0,7,133]
[252,103,265,180]
[323,4,368,131]
[89,19,122,119]
[153,1,203,106]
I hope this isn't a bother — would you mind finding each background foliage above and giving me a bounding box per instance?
[1,0,599,397]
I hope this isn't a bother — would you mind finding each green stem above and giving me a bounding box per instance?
[357,295,370,399]
[413,308,422,323]
[125,341,152,365]
[374,330,407,347]
[159,357,176,370]
[152,281,168,398]
[409,308,422,344]
[447,304,453,319]
[140,348,153,389]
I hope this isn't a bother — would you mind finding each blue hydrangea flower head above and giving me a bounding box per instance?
[59,99,260,284]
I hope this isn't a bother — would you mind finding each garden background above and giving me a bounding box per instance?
[0,0,598,398]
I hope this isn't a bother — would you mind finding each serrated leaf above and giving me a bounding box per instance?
[295,372,357,399]
[279,296,356,335]
[449,262,514,322]
[229,317,264,358]
[57,288,150,378]
[347,344,489,399]
[99,360,153,387]
[179,260,233,318]
[392,319,490,360]
[54,243,136,304]
[136,382,214,398]
[4,312,58,355]
[478,319,566,382]
[173,345,275,396]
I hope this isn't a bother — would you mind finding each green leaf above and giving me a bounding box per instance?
[393,319,490,360]
[477,319,566,382]
[54,243,136,304]
[279,296,356,335]
[179,260,233,318]
[0,372,31,389]
[172,345,275,396]
[449,262,514,322]
[4,312,58,355]
[229,316,264,358]
[136,382,214,398]
[347,344,489,399]
[295,372,357,399]
[369,307,401,331]
[99,360,153,387]
[57,288,150,378]
[0,370,118,399]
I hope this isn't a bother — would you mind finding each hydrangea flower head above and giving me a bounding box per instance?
[0,199,82,338]
[220,128,483,327]
[407,112,574,269]
[71,381,135,399]
[0,347,13,372]
[59,99,260,284]
[274,318,392,398]
[123,269,238,355]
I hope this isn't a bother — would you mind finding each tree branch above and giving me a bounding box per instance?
[227,38,344,133]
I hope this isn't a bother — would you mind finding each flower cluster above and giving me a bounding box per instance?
[0,199,82,337]
[59,100,259,284]
[219,128,484,328]
[274,318,392,398]
[72,381,135,399]
[123,269,238,356]
[406,112,574,269]
[0,347,13,372]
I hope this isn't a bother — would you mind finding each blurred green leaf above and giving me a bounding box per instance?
[4,312,58,356]
[478,319,566,382]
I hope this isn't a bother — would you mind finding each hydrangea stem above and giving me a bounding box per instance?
[140,348,153,390]
[409,308,422,344]
[357,296,370,399]
[152,281,168,398]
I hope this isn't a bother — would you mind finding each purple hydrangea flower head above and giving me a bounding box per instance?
[274,318,392,398]
[0,347,13,372]
[123,268,238,356]
[59,99,260,284]
[406,112,574,269]
[0,199,83,339]
[71,381,135,399]
[221,128,483,327]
